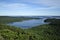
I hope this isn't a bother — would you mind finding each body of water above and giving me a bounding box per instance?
[7,18,47,29]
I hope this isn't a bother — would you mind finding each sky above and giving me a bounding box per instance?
[0,0,60,16]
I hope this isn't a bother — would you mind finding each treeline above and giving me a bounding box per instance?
[44,18,60,26]
[0,16,34,24]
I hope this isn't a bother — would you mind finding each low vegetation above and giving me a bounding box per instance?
[0,16,60,40]
[0,16,34,24]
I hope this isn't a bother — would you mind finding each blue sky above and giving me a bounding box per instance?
[0,0,60,16]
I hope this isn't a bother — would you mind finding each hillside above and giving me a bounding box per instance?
[0,17,60,40]
[26,19,60,40]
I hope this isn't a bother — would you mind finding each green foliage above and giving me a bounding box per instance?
[44,19,60,25]
[0,16,60,40]
[0,16,34,24]
[26,19,60,40]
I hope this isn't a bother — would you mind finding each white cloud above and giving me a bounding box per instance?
[0,0,60,16]
[0,3,30,9]
[0,0,60,9]
[24,0,60,8]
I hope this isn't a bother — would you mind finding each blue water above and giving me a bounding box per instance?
[7,18,47,29]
